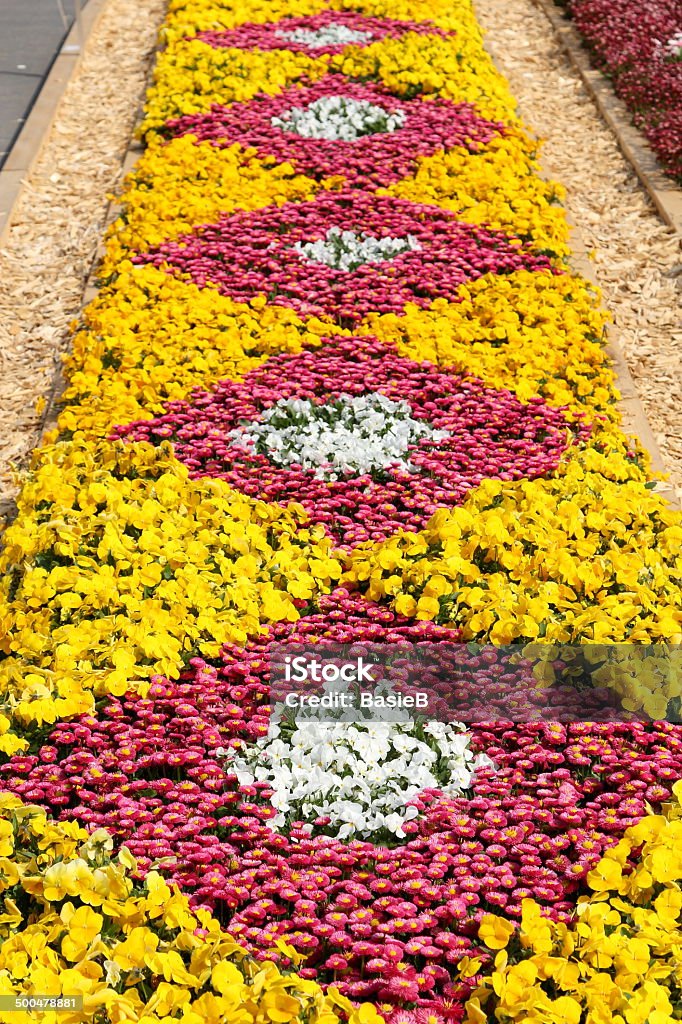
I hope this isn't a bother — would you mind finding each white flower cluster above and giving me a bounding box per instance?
[221,720,491,840]
[229,392,447,479]
[295,226,421,272]
[275,24,374,48]
[271,95,405,140]
[662,31,682,58]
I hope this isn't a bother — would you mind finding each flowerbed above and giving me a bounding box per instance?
[4,597,682,1007]
[1,0,682,1020]
[563,0,682,181]
[116,336,583,548]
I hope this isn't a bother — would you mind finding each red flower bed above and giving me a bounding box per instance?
[194,10,450,56]
[134,190,556,325]
[566,0,682,180]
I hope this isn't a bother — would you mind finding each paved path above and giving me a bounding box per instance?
[0,0,89,166]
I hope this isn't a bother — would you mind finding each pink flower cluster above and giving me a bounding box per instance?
[135,190,557,325]
[193,10,450,56]
[115,336,584,547]
[164,75,504,188]
[567,0,682,180]
[4,590,682,1007]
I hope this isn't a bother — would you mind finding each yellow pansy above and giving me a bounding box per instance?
[479,914,516,950]
[0,822,14,858]
[587,857,624,893]
[60,905,104,962]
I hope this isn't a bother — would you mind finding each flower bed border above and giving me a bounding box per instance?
[558,205,678,506]
[528,0,682,237]
[0,1,111,530]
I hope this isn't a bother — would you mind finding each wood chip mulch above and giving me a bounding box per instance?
[475,0,682,501]
[0,0,165,515]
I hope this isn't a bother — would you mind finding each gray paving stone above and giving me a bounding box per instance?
[0,1,79,74]
[0,72,41,159]
[0,0,89,166]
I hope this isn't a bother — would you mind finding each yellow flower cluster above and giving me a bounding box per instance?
[384,136,570,260]
[335,0,492,27]
[161,0,326,46]
[103,136,321,262]
[466,781,682,1024]
[343,459,682,652]
[332,26,514,124]
[62,266,337,440]
[141,42,327,136]
[0,794,382,1024]
[0,440,341,750]
[361,270,611,417]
